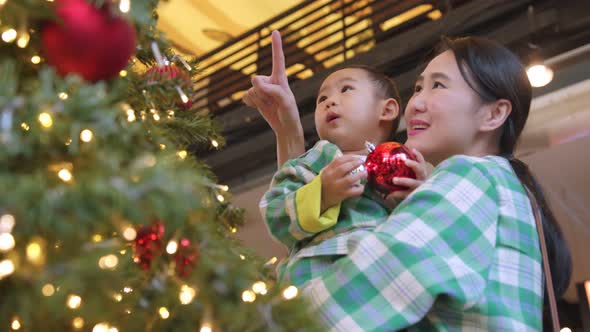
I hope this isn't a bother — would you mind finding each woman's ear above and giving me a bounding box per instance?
[480,99,512,132]
[380,98,400,122]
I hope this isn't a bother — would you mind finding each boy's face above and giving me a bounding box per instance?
[315,68,386,153]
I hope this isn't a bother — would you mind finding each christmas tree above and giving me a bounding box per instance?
[0,0,321,331]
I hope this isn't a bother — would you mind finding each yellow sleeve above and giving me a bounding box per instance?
[295,174,340,233]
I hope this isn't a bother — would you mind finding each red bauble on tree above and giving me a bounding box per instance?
[174,238,200,277]
[41,0,137,82]
[365,141,417,196]
[145,64,193,109]
[133,221,165,270]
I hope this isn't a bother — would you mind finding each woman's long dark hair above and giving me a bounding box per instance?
[436,36,572,326]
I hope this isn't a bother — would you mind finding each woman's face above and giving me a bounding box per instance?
[404,50,489,165]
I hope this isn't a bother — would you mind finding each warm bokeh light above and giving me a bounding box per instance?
[527,64,554,87]
[67,294,82,309]
[38,112,53,128]
[282,285,298,300]
[0,233,15,252]
[158,307,170,319]
[42,283,55,296]
[179,285,197,304]
[80,129,93,142]
[242,290,256,302]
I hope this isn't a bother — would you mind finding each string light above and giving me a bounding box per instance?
[230,227,237,233]
[67,294,82,309]
[26,239,45,265]
[216,194,225,203]
[0,233,14,252]
[211,139,219,148]
[2,29,17,43]
[80,129,93,142]
[252,281,268,295]
[58,168,73,182]
[65,138,72,146]
[38,112,53,128]
[264,257,278,266]
[98,254,119,269]
[119,70,127,77]
[122,227,137,241]
[109,327,119,332]
[0,259,15,279]
[72,317,84,329]
[241,290,256,302]
[179,285,197,304]
[11,318,21,330]
[0,214,15,233]
[20,122,29,131]
[113,293,123,302]
[159,143,166,150]
[166,240,178,254]
[92,234,103,242]
[92,323,109,332]
[282,285,298,300]
[42,284,55,296]
[16,32,30,48]
[153,113,160,121]
[176,86,190,104]
[58,92,68,100]
[177,150,188,160]
[158,307,170,319]
[123,286,133,293]
[31,55,41,64]
[239,254,245,260]
[200,324,212,332]
[219,185,229,192]
[119,0,130,13]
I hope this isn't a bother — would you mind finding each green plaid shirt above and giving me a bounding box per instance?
[302,155,544,331]
[260,140,394,286]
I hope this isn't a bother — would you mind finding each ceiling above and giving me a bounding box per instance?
[157,0,301,56]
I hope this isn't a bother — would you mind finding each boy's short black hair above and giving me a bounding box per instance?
[332,64,402,137]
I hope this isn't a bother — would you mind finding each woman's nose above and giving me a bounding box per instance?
[407,95,426,114]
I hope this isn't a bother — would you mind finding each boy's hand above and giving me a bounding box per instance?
[386,149,432,201]
[320,156,366,213]
[242,30,301,138]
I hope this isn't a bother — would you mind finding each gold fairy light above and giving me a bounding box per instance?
[166,240,178,254]
[92,323,109,332]
[80,129,93,142]
[0,259,15,279]
[264,257,278,265]
[26,238,45,265]
[122,227,136,241]
[113,293,123,302]
[252,281,267,295]
[119,0,130,13]
[11,318,21,330]
[177,150,188,160]
[92,234,103,242]
[0,214,15,233]
[159,144,166,150]
[158,307,170,319]
[179,285,197,304]
[58,92,68,100]
[282,285,298,300]
[38,112,53,128]
[119,70,127,77]
[109,327,118,332]
[230,227,237,233]
[123,286,133,293]
[2,29,17,43]
[239,254,245,260]
[58,168,73,182]
[42,283,55,296]
[67,294,82,309]
[0,233,15,252]
[72,317,84,329]
[241,290,256,302]
[216,194,225,203]
[98,254,118,269]
[16,32,30,48]
[200,324,212,332]
[211,139,219,148]
[153,113,160,121]
[20,122,29,131]
[127,112,136,122]
[219,185,229,192]
[31,55,41,64]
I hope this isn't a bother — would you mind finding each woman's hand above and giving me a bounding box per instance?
[386,149,432,201]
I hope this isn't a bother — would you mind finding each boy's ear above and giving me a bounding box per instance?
[480,98,512,132]
[380,98,399,122]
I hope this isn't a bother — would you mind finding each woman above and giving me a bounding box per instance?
[244,34,571,331]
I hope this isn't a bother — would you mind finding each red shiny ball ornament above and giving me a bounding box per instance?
[41,0,137,82]
[365,142,417,196]
[174,238,200,277]
[145,64,193,109]
[133,221,165,270]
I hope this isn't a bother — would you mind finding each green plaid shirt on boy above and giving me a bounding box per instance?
[302,155,544,331]
[260,140,394,286]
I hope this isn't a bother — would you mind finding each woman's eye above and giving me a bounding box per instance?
[433,81,445,89]
[341,85,353,93]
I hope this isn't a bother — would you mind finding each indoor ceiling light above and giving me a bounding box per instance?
[527,64,554,88]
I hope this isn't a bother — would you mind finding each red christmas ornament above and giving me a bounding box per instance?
[174,238,200,277]
[145,64,193,109]
[365,141,417,196]
[133,221,165,270]
[41,0,137,82]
